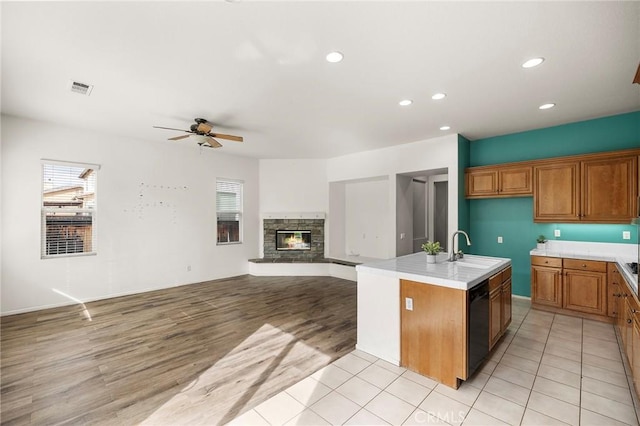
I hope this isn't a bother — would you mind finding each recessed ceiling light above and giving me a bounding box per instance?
[326,51,344,63]
[432,93,446,100]
[522,57,545,68]
[539,103,555,110]
[440,126,451,131]
[399,99,413,106]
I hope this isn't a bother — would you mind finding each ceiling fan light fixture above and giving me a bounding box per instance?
[326,51,344,63]
[440,125,451,131]
[522,57,545,68]
[539,103,555,110]
[399,99,413,106]
[431,93,446,100]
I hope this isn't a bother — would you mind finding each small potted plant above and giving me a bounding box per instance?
[536,235,547,250]
[422,240,441,264]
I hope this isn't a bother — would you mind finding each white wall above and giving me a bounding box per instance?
[345,177,391,258]
[258,159,328,257]
[327,134,459,258]
[1,115,259,315]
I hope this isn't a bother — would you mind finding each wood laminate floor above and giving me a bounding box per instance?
[0,275,357,425]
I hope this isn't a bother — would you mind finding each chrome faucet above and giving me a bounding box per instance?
[449,230,472,262]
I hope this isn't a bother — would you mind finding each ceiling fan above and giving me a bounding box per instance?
[153,118,243,148]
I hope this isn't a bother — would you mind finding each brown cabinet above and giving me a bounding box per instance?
[534,154,638,223]
[613,270,640,398]
[531,255,610,321]
[608,263,622,318]
[533,162,579,222]
[531,256,563,308]
[400,264,512,388]
[562,259,607,316]
[465,148,640,224]
[400,280,467,388]
[466,165,532,198]
[489,266,512,349]
[502,278,512,332]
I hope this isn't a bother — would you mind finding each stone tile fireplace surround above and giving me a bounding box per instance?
[263,217,325,261]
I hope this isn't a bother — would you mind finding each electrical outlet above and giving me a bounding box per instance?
[623,231,631,240]
[405,297,413,311]
[497,236,503,243]
[187,265,191,272]
[554,229,561,237]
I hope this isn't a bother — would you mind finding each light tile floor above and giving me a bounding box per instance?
[229,298,640,425]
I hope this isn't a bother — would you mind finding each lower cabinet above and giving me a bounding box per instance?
[531,256,563,308]
[563,261,607,316]
[615,278,640,398]
[531,255,609,321]
[489,266,512,350]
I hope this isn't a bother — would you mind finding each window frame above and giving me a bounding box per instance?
[41,159,100,259]
[216,178,243,245]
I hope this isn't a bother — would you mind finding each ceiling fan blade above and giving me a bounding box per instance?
[210,133,243,142]
[207,137,223,148]
[168,135,191,141]
[633,62,640,84]
[196,122,213,134]
[153,126,190,132]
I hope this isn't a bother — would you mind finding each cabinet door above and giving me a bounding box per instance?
[608,263,621,318]
[501,279,512,332]
[581,155,638,223]
[466,170,498,197]
[400,280,467,387]
[531,265,562,308]
[633,316,640,397]
[489,288,502,349]
[534,162,580,222]
[499,167,532,196]
[563,270,607,316]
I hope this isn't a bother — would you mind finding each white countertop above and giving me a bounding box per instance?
[530,240,638,295]
[356,253,511,290]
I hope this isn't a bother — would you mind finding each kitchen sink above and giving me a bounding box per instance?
[454,256,502,269]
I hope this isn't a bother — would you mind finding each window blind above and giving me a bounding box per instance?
[216,179,242,244]
[41,161,98,258]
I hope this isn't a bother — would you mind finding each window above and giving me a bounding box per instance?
[41,160,98,258]
[216,179,243,244]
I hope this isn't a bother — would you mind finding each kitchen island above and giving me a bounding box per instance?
[355,252,511,388]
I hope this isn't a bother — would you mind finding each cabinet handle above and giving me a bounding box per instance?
[628,319,633,324]
[633,309,637,314]
[582,264,587,268]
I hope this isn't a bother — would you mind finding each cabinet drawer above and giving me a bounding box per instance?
[563,258,607,272]
[489,272,502,291]
[502,266,512,281]
[531,256,562,268]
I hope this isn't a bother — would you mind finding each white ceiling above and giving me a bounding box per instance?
[2,1,639,159]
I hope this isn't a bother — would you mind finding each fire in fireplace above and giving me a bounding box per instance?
[276,230,311,251]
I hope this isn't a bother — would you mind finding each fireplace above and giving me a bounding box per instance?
[276,230,311,251]
[263,217,325,260]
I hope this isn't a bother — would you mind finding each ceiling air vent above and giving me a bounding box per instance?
[68,80,93,96]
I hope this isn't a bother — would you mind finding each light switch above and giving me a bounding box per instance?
[405,297,413,311]
[623,231,631,240]
[554,229,561,237]
[400,233,406,240]
[497,236,503,243]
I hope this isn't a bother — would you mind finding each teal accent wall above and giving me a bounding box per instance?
[468,111,640,297]
[470,111,640,166]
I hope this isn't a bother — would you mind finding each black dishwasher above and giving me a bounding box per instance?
[468,279,490,376]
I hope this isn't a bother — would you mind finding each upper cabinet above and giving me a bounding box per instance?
[466,165,532,198]
[466,148,640,224]
[534,154,638,223]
